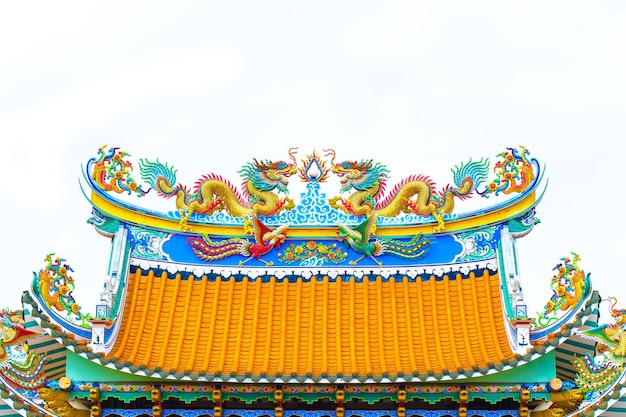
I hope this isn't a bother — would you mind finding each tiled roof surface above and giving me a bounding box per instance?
[107,268,515,378]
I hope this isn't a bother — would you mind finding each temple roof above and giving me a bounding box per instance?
[103,265,516,382]
[11,146,626,417]
[35,146,552,383]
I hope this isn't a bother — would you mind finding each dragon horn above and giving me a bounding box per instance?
[288,147,298,166]
[323,148,337,167]
[607,297,619,316]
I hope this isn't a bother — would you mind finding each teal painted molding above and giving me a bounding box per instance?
[66,351,167,383]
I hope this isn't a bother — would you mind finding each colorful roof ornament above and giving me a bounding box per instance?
[31,254,92,328]
[478,146,538,198]
[536,253,591,328]
[188,216,289,266]
[90,145,148,197]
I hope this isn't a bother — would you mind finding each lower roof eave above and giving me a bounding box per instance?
[66,345,559,385]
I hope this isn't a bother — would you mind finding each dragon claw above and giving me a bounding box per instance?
[431,210,446,232]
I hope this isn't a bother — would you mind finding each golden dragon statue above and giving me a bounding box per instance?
[39,388,90,417]
[572,297,626,397]
[325,149,490,232]
[139,148,298,231]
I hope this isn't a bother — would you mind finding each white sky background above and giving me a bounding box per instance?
[1,2,625,321]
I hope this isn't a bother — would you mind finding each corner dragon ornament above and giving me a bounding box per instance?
[478,146,538,198]
[573,298,626,397]
[139,148,298,231]
[90,145,148,197]
[32,254,92,326]
[326,149,490,232]
[536,253,590,327]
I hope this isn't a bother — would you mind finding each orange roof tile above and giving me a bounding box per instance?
[107,268,516,379]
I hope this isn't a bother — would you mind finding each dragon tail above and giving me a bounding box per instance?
[139,159,179,197]
[379,234,431,260]
[451,157,490,196]
[188,236,250,261]
[578,324,620,349]
[572,353,621,393]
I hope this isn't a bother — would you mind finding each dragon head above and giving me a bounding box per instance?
[240,148,298,194]
[324,149,389,193]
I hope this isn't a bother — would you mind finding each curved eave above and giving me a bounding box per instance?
[30,265,595,386]
[22,293,90,347]
[581,379,626,417]
[26,285,92,341]
[25,316,591,386]
[25,337,565,385]
[82,168,546,238]
[530,284,595,343]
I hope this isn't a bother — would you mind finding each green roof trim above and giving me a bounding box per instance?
[66,351,166,383]
[465,350,556,384]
